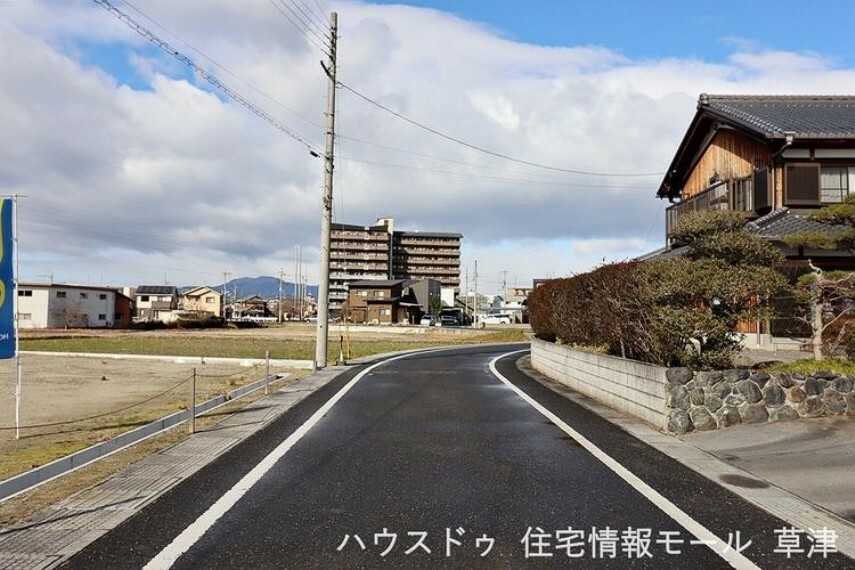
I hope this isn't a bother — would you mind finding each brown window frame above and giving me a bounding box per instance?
[784,163,821,206]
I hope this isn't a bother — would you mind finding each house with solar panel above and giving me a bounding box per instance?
[133,285,179,322]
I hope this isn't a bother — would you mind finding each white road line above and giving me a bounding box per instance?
[144,350,433,570]
[489,350,760,570]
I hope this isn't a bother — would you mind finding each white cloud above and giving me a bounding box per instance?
[2,1,855,289]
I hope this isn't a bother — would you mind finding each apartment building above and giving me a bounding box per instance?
[16,283,132,329]
[329,217,462,313]
[329,219,393,312]
[392,231,462,293]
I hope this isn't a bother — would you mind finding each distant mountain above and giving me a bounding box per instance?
[180,276,318,300]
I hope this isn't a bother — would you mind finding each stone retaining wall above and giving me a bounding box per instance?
[666,367,855,434]
[530,338,855,435]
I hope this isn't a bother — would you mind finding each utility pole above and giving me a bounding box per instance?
[222,270,231,320]
[473,260,479,327]
[277,267,284,324]
[315,11,337,369]
[500,270,508,297]
[464,267,469,318]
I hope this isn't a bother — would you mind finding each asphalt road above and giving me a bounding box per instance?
[62,344,851,568]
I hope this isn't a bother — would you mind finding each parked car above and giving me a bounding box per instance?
[481,314,512,325]
[419,315,438,326]
[440,315,460,326]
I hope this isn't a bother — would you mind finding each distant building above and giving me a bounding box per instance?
[180,286,223,318]
[330,219,394,312]
[16,283,131,329]
[134,285,179,322]
[347,279,409,325]
[329,217,462,313]
[392,231,462,293]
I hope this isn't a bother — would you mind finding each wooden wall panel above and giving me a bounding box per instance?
[683,131,771,198]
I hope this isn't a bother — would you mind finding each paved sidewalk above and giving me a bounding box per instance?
[517,356,855,561]
[0,366,348,570]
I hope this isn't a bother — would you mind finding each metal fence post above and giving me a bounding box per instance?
[265,350,270,395]
[189,367,196,434]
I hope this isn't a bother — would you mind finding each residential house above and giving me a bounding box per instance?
[658,94,855,269]
[232,295,269,319]
[180,286,223,318]
[134,285,179,322]
[655,94,855,336]
[17,283,131,329]
[347,279,412,324]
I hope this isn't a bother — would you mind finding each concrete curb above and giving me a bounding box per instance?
[516,355,855,560]
[0,373,287,504]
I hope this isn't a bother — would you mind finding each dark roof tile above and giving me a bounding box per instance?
[701,94,855,138]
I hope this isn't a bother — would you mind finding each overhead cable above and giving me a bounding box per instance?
[93,0,321,154]
[339,82,663,178]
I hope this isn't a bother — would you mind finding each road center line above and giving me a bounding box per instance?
[144,349,434,570]
[489,350,760,570]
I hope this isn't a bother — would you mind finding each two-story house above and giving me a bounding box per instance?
[658,94,855,269]
[180,286,223,318]
[134,285,179,322]
[347,279,410,324]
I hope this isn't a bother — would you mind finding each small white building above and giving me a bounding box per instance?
[17,283,121,329]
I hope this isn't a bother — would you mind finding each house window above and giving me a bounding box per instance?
[785,163,820,206]
[358,290,368,297]
[205,297,214,303]
[381,309,391,316]
[56,291,66,298]
[80,292,88,299]
[376,291,385,298]
[18,290,32,297]
[140,295,149,302]
[820,166,855,203]
[18,313,31,320]
[98,313,107,320]
[729,177,753,212]
[99,293,107,300]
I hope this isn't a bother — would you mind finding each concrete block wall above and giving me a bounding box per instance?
[530,338,669,429]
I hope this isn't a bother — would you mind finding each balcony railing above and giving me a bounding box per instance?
[665,182,729,236]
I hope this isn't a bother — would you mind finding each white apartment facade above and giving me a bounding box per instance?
[17,283,119,328]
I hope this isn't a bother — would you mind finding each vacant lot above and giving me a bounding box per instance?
[0,324,527,524]
[3,324,526,481]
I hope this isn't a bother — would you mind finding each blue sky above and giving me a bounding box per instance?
[373,0,854,65]
[5,0,855,289]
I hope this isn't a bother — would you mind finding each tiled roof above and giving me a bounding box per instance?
[746,208,848,239]
[700,94,855,139]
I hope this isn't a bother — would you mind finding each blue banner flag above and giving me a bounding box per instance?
[0,199,15,359]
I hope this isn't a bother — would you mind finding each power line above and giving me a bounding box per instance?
[122,0,324,132]
[339,82,663,178]
[282,0,329,38]
[338,155,645,190]
[93,0,321,154]
[268,0,332,56]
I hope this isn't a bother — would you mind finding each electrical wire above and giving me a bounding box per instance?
[122,0,325,131]
[93,0,321,154]
[280,0,329,39]
[339,82,663,178]
[338,155,645,190]
[267,0,332,56]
